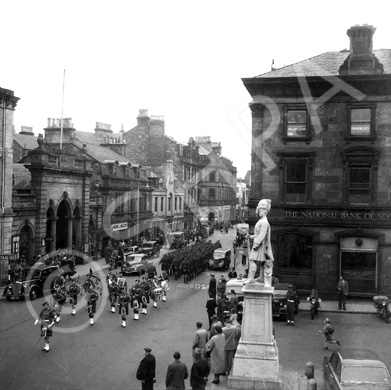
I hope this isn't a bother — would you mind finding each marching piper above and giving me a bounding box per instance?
[86,288,99,326]
[139,277,151,315]
[67,276,82,315]
[131,284,141,321]
[34,302,56,352]
[52,273,67,323]
[118,287,132,327]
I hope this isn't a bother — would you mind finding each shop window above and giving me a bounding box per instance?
[282,107,311,143]
[278,152,314,204]
[342,146,378,206]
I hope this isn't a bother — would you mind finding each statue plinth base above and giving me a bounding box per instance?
[228,283,282,390]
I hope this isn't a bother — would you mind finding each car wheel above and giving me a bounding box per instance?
[29,288,38,300]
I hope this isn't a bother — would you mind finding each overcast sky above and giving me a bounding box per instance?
[2,0,390,177]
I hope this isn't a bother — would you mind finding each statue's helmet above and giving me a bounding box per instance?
[256,199,271,215]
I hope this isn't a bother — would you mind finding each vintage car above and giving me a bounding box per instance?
[169,232,186,249]
[124,246,139,257]
[3,263,59,300]
[121,254,149,275]
[208,249,231,270]
[225,279,299,320]
[323,350,391,390]
[139,241,161,258]
[272,283,299,319]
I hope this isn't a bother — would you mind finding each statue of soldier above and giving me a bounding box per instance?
[244,199,274,287]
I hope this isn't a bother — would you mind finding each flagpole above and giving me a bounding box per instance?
[60,69,66,150]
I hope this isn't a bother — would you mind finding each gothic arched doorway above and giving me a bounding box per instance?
[56,200,71,249]
[20,225,33,265]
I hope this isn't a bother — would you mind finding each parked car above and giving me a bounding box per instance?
[140,241,161,258]
[121,254,149,275]
[124,246,139,257]
[323,350,391,390]
[3,263,59,300]
[208,249,231,270]
[225,279,299,320]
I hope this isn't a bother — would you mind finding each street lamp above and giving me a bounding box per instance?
[136,176,149,245]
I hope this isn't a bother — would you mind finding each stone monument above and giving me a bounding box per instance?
[228,199,283,389]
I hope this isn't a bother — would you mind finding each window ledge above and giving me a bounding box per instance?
[282,136,312,145]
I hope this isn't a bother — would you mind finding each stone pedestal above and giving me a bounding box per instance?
[228,283,282,390]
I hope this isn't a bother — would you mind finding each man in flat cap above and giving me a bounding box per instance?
[137,347,156,390]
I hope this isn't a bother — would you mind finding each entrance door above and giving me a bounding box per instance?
[340,251,377,294]
[56,201,69,249]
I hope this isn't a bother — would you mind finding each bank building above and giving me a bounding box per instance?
[243,25,391,296]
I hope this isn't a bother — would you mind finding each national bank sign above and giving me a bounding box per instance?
[284,211,391,221]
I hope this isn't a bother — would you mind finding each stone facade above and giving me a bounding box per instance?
[243,25,391,296]
[0,88,19,284]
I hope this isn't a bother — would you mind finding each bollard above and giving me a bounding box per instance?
[307,378,317,390]
[305,362,314,379]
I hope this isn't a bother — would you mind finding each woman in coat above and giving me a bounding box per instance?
[206,325,225,384]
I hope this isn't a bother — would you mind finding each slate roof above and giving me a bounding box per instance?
[14,133,38,150]
[74,130,138,166]
[255,49,391,78]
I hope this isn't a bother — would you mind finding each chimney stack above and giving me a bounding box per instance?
[339,24,384,75]
[137,109,150,128]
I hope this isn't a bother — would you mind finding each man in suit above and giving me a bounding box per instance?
[337,276,349,310]
[166,351,188,390]
[137,347,156,390]
[222,318,241,375]
[190,348,210,390]
[192,322,209,359]
[208,274,216,301]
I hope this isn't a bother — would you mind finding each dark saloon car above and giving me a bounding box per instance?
[272,283,299,320]
[3,263,59,300]
[140,241,161,258]
[121,254,149,276]
[225,280,299,320]
[323,350,391,390]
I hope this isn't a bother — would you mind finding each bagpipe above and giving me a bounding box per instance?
[66,276,82,297]
[118,291,132,314]
[52,289,68,305]
[83,268,103,295]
